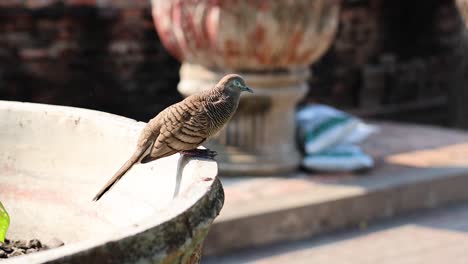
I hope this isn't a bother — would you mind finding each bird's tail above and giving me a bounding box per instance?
[92,144,150,201]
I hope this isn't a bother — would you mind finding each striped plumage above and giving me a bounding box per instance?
[92,74,252,201]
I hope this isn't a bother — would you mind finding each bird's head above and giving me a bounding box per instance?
[218,74,253,94]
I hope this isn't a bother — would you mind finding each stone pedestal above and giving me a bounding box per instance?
[179,64,309,175]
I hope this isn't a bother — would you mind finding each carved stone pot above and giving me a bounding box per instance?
[451,0,468,128]
[457,0,468,24]
[152,0,340,175]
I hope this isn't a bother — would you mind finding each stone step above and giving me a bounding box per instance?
[204,202,468,264]
[204,122,468,256]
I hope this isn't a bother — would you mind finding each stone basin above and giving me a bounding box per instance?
[0,101,224,263]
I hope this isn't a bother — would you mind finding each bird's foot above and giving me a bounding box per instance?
[181,149,217,159]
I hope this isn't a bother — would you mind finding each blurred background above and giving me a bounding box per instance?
[3,0,468,263]
[1,0,467,127]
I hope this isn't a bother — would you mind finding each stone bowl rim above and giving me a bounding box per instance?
[0,100,222,263]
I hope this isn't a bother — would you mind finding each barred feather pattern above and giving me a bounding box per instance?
[140,85,240,162]
[204,89,240,136]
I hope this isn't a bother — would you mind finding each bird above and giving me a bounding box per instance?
[92,74,253,201]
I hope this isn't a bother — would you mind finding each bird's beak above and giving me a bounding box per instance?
[243,86,254,93]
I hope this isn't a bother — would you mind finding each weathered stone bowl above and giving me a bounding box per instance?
[0,101,223,263]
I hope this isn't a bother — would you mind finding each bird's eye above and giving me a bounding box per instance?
[233,80,241,87]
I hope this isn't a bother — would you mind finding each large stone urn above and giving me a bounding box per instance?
[457,0,468,24]
[152,0,341,175]
[453,0,468,128]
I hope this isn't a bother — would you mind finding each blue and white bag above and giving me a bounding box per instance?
[296,104,378,172]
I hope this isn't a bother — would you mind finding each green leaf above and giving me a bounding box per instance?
[0,201,10,243]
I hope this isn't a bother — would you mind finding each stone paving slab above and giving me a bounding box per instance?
[204,203,468,264]
[204,122,468,256]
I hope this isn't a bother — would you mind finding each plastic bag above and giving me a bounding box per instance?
[302,144,374,172]
[297,104,378,172]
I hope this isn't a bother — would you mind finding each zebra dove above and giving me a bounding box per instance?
[92,74,252,201]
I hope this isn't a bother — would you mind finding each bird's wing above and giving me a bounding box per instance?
[141,99,210,163]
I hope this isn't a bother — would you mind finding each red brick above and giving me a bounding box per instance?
[19,48,49,60]
[0,0,24,8]
[66,0,96,6]
[25,0,60,9]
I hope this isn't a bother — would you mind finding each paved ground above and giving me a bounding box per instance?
[204,122,468,255]
[204,202,468,264]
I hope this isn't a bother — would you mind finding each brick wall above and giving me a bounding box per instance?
[0,0,181,121]
[0,0,466,126]
[307,0,465,127]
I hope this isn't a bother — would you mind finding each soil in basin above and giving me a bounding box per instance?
[0,238,64,259]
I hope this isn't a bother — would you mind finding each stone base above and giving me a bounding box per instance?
[178,63,309,176]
